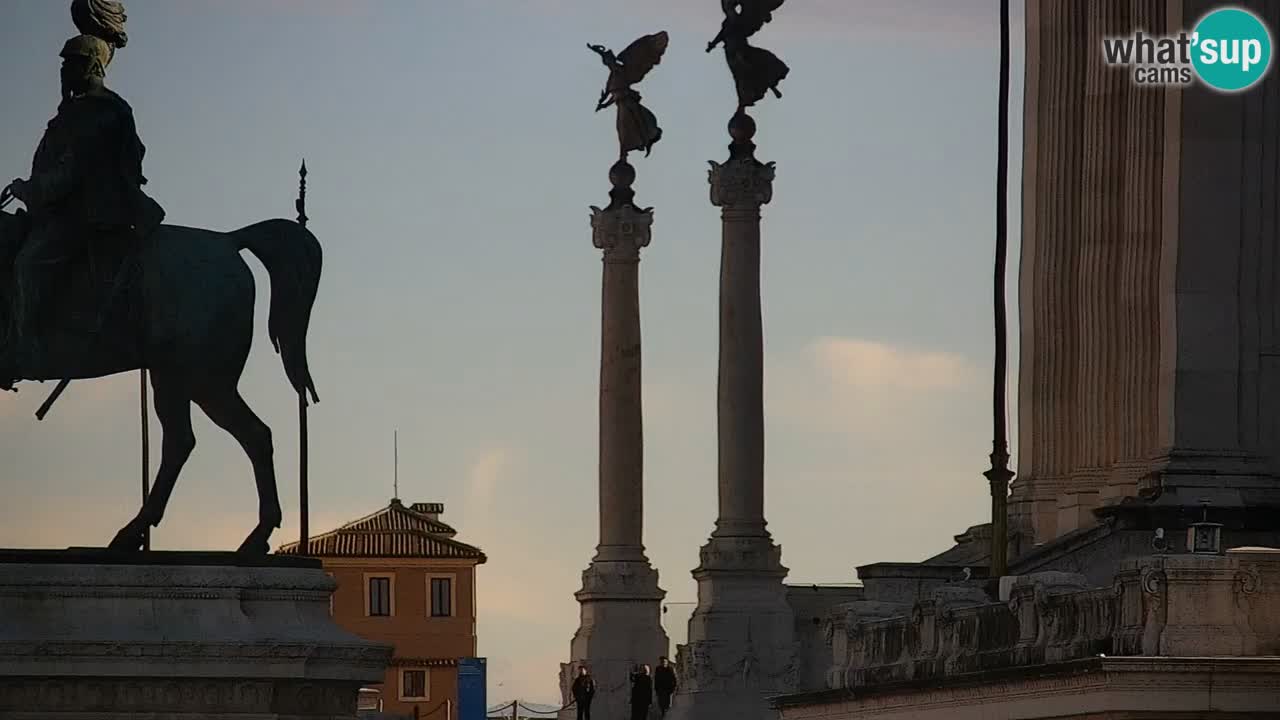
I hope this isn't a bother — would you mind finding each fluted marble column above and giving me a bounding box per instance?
[1011,1,1175,544]
[559,161,668,720]
[669,115,798,720]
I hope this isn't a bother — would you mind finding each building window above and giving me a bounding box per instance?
[430,576,453,617]
[401,669,429,701]
[367,575,393,617]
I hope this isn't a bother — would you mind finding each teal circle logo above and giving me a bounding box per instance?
[1192,7,1273,92]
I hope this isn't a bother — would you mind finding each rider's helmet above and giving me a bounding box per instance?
[59,35,114,78]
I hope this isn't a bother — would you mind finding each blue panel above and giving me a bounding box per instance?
[457,657,487,720]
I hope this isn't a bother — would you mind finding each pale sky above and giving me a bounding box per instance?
[0,0,1024,705]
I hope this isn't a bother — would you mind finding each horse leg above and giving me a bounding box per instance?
[108,376,195,551]
[196,389,281,555]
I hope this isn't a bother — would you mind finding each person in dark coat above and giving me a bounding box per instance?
[571,665,596,720]
[653,656,677,716]
[629,664,653,720]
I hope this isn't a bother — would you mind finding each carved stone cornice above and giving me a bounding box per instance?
[0,560,392,688]
[0,677,361,715]
[590,203,653,263]
[0,563,334,592]
[0,641,390,666]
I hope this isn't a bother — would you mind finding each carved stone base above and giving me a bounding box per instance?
[0,551,392,718]
[559,558,668,720]
[668,535,799,720]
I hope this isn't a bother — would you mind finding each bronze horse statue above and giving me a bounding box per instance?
[0,207,321,554]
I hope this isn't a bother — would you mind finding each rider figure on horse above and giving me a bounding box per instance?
[2,27,164,383]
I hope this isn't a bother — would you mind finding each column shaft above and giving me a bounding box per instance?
[715,207,766,538]
[597,252,643,556]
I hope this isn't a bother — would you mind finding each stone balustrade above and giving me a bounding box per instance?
[822,549,1280,691]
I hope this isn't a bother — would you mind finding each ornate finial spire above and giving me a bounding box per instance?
[295,160,308,228]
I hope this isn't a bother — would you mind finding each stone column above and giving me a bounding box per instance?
[594,163,646,559]
[559,161,668,720]
[669,115,799,720]
[713,122,770,541]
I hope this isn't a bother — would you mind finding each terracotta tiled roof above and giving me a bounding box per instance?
[340,500,458,537]
[276,499,485,562]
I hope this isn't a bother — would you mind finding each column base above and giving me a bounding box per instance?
[559,557,668,720]
[591,543,653,565]
[711,517,771,539]
[1090,449,1280,531]
[669,535,798,720]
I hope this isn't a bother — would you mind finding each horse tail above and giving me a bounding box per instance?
[231,219,322,404]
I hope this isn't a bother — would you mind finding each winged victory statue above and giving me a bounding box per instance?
[588,31,670,160]
[707,0,790,109]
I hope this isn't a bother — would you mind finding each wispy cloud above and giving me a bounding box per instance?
[457,448,583,702]
[459,448,508,531]
[760,337,992,571]
[812,337,976,391]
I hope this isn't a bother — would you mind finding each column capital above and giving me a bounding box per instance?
[709,154,775,211]
[710,111,776,211]
[591,203,653,262]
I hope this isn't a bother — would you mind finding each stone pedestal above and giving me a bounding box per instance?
[669,116,798,720]
[559,561,667,720]
[559,163,668,720]
[0,549,391,718]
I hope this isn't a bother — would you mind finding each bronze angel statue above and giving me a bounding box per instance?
[707,0,789,109]
[588,31,669,160]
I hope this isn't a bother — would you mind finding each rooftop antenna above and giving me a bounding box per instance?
[393,429,399,501]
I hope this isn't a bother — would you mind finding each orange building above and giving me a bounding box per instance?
[278,499,486,718]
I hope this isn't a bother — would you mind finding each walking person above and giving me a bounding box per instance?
[629,664,653,720]
[653,656,677,717]
[572,665,596,720]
